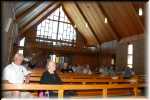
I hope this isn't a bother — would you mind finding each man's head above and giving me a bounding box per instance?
[64,63,68,69]
[13,53,24,65]
[47,60,56,73]
[86,64,90,68]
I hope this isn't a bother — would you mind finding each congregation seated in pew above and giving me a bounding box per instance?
[40,60,62,97]
[40,60,76,98]
[82,64,92,75]
[2,54,145,98]
[2,53,33,98]
[122,66,135,79]
[61,62,73,73]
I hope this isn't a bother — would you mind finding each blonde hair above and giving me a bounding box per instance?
[13,53,24,62]
[46,59,55,69]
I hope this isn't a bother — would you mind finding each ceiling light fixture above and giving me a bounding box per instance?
[138,8,143,16]
[86,23,88,27]
[104,17,108,23]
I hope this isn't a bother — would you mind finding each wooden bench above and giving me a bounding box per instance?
[29,75,139,84]
[2,83,144,99]
[29,73,145,83]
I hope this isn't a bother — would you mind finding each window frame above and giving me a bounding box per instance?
[36,6,76,47]
[127,43,133,68]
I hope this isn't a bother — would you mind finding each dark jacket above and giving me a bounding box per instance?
[40,71,62,84]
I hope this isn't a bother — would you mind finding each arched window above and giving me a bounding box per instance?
[36,6,76,47]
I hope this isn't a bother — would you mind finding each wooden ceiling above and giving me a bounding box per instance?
[14,1,146,45]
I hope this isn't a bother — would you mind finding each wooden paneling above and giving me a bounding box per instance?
[73,54,98,67]
[132,2,146,27]
[100,2,144,38]
[115,34,145,74]
[63,2,98,45]
[77,2,118,42]
[15,2,145,45]
[75,2,101,44]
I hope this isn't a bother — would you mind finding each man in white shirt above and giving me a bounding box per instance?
[3,53,32,98]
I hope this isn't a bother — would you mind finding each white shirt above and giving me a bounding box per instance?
[3,62,29,84]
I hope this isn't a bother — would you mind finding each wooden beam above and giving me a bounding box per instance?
[62,4,88,44]
[31,37,76,44]
[23,42,98,55]
[16,3,41,20]
[75,2,101,44]
[15,2,35,17]
[98,3,120,41]
[20,2,60,34]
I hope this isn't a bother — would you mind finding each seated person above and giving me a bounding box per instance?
[122,66,134,79]
[108,66,115,76]
[75,64,83,74]
[40,60,62,84]
[83,64,92,75]
[71,64,77,72]
[100,66,109,76]
[61,63,73,73]
[99,66,105,74]
[40,60,75,97]
[2,53,32,98]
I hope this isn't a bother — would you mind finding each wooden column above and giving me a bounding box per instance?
[102,88,107,97]
[134,87,138,96]
[58,89,64,99]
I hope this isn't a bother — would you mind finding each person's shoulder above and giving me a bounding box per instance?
[42,70,49,75]
[4,64,13,69]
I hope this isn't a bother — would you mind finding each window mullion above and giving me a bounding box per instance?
[56,8,61,45]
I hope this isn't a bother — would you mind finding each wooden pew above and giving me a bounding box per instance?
[30,73,145,83]
[30,72,121,79]
[29,77,137,84]
[2,83,144,98]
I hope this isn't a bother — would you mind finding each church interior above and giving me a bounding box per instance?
[1,1,147,99]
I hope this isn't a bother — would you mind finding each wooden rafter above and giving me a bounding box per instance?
[16,2,41,20]
[15,2,35,15]
[98,3,120,41]
[23,43,97,55]
[62,3,88,45]
[75,2,101,44]
[20,2,60,34]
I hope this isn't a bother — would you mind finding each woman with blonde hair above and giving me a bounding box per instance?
[39,59,76,98]
[39,60,62,97]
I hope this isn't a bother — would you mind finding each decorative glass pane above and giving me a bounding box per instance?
[18,49,23,54]
[52,34,56,39]
[128,55,133,65]
[54,15,58,20]
[36,6,76,47]
[19,37,25,47]
[52,21,58,32]
[128,64,133,68]
[128,44,133,54]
